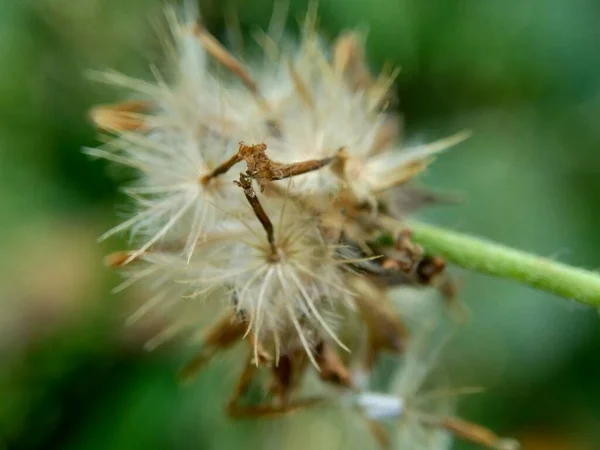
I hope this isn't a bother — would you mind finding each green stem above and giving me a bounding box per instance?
[407,221,600,307]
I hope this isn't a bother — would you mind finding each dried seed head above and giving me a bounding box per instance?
[187,196,353,368]
[88,2,465,384]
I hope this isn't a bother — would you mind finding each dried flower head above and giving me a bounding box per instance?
[86,3,519,448]
[88,2,458,357]
[87,0,457,377]
[186,186,355,366]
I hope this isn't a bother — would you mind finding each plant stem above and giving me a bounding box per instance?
[407,221,600,307]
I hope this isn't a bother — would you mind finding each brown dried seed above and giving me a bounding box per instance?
[270,350,309,404]
[90,100,150,132]
[314,340,354,389]
[104,251,139,267]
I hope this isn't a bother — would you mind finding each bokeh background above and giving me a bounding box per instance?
[1,0,600,449]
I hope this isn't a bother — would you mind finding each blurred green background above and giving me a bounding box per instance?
[1,0,599,449]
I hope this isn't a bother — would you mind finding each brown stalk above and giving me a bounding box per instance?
[192,21,270,112]
[205,142,340,191]
[235,172,277,255]
[200,142,266,185]
[240,142,341,191]
[270,155,336,182]
[200,151,244,184]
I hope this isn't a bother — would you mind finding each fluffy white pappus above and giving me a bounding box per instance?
[388,346,455,449]
[186,198,354,367]
[86,8,318,262]
[89,1,471,263]
[166,4,315,141]
[351,294,520,450]
[86,128,246,263]
[113,250,229,351]
[256,36,389,193]
[363,130,472,195]
[248,32,471,205]
[350,304,456,449]
[355,392,405,421]
[86,7,257,262]
[88,2,475,384]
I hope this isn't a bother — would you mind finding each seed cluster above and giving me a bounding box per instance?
[87,4,517,449]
